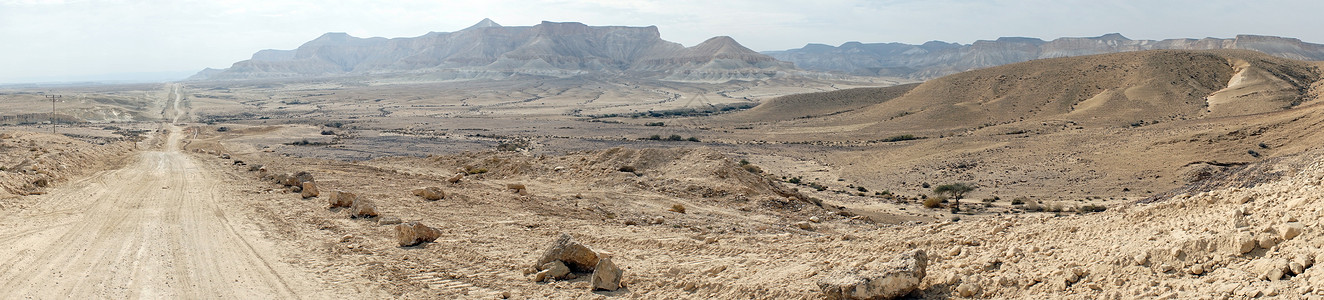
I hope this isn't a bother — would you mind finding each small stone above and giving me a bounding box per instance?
[394,222,442,247]
[300,181,319,198]
[956,281,981,297]
[795,221,813,231]
[1160,264,1174,273]
[412,187,445,200]
[1236,232,1257,255]
[534,260,571,282]
[1135,253,1150,265]
[809,216,822,223]
[1280,222,1304,240]
[378,216,403,226]
[1189,265,1205,275]
[651,216,665,225]
[1258,234,1280,249]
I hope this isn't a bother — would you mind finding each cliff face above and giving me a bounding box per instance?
[766,34,1324,79]
[195,19,791,82]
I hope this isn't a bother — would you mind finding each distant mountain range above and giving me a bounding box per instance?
[191,19,793,82]
[764,34,1324,79]
[192,19,1324,83]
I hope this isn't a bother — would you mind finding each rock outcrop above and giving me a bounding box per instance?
[818,249,927,300]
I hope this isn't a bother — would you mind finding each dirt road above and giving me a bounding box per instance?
[0,125,331,298]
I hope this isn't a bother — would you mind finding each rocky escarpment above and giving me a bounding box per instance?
[767,34,1324,79]
[194,19,792,82]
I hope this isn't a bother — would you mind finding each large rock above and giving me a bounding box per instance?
[328,191,356,208]
[394,222,442,247]
[284,171,314,186]
[350,197,378,218]
[819,249,927,300]
[590,255,624,291]
[301,182,320,198]
[412,187,445,200]
[534,233,600,273]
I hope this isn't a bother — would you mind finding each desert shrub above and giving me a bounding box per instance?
[981,197,996,203]
[1078,205,1107,214]
[618,166,636,173]
[670,204,686,213]
[320,130,335,135]
[921,182,931,189]
[216,126,229,132]
[807,182,827,191]
[742,164,763,173]
[878,134,921,142]
[687,137,700,142]
[787,177,802,184]
[923,197,942,208]
[644,122,665,127]
[739,159,750,165]
[467,167,488,175]
[856,186,868,193]
[1011,197,1027,205]
[1024,201,1043,212]
[666,134,684,141]
[647,135,661,140]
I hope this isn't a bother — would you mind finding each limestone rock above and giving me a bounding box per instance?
[301,181,320,198]
[818,249,927,300]
[378,216,403,226]
[350,197,378,218]
[956,281,981,297]
[534,233,600,272]
[1280,222,1303,240]
[328,191,356,208]
[1257,233,1280,250]
[534,260,571,282]
[796,221,814,231]
[395,222,442,247]
[413,187,445,200]
[1235,232,1257,255]
[590,256,624,291]
[447,173,464,183]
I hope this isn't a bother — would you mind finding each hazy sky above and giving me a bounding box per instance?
[3,0,1322,83]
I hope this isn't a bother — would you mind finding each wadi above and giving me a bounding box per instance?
[1,18,1322,299]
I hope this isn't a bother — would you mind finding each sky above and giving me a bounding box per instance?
[2,0,1323,84]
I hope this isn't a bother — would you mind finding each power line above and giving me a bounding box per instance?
[44,94,61,134]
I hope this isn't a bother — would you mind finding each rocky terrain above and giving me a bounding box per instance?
[767,33,1324,79]
[4,47,1324,299]
[192,19,796,82]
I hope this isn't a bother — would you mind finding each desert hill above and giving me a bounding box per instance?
[698,49,1324,204]
[767,50,1321,135]
[193,19,793,82]
[767,33,1324,79]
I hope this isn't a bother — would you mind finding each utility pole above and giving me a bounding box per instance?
[45,94,61,134]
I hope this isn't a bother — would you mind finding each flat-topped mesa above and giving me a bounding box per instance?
[192,19,789,82]
[767,33,1324,79]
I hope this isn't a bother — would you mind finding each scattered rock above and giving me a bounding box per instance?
[349,197,378,218]
[447,173,464,183]
[378,216,402,226]
[328,191,356,208]
[395,222,442,247]
[651,216,665,225]
[1257,233,1280,249]
[956,281,981,297]
[796,221,814,231]
[534,233,600,272]
[301,181,319,198]
[412,187,445,200]
[507,183,526,192]
[1235,232,1257,255]
[590,255,624,291]
[534,260,571,282]
[809,216,823,223]
[818,249,927,300]
[1280,222,1303,240]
